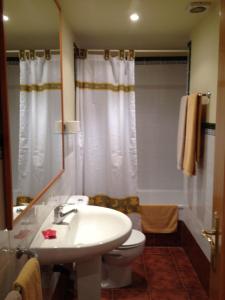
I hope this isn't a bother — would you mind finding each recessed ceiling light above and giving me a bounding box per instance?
[187,2,211,13]
[3,15,9,22]
[130,13,139,22]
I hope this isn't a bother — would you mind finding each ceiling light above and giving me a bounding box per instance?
[187,2,211,13]
[3,15,9,22]
[130,13,139,22]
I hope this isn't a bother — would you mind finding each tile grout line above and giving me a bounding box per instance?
[169,247,201,300]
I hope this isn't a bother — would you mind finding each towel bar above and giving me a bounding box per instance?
[198,91,211,99]
[198,92,211,105]
[16,247,38,259]
[0,247,37,259]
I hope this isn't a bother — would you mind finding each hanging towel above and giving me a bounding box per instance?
[183,93,201,176]
[13,258,43,300]
[177,95,188,170]
[4,291,22,300]
[140,205,178,233]
[196,99,203,164]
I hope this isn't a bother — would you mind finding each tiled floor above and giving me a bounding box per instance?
[53,247,209,300]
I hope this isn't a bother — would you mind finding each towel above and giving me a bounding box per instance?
[140,205,178,233]
[13,258,43,300]
[196,99,203,163]
[4,291,22,300]
[177,95,188,170]
[183,93,201,176]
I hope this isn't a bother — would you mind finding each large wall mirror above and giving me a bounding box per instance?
[3,0,64,226]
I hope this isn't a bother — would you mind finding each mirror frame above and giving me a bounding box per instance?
[0,0,64,229]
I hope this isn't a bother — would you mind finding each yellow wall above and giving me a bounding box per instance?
[190,4,220,123]
[61,15,75,121]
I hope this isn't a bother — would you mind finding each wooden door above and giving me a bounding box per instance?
[0,0,13,229]
[209,0,225,299]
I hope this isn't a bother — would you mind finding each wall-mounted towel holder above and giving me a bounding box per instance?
[16,247,38,259]
[198,91,211,98]
[0,247,37,259]
[198,91,211,104]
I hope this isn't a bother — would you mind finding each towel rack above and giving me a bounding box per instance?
[16,248,37,259]
[0,247,37,259]
[198,91,211,98]
[198,91,211,105]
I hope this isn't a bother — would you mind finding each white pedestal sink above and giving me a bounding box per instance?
[30,205,132,300]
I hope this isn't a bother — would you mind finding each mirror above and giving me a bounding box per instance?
[3,0,63,223]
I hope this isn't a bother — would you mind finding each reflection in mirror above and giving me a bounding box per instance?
[3,0,63,221]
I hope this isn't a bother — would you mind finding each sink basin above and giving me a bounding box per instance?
[30,205,132,265]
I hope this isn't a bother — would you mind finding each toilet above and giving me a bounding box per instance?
[101,229,146,288]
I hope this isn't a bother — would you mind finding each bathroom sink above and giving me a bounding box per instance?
[30,205,132,265]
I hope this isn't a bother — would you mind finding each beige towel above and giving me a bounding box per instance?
[177,95,188,170]
[4,291,22,300]
[140,205,178,233]
[183,93,201,176]
[13,258,43,300]
[196,99,203,163]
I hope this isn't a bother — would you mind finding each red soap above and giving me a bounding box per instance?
[42,229,57,239]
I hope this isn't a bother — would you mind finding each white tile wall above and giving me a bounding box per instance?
[135,62,187,206]
[183,133,215,259]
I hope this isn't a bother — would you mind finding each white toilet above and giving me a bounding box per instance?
[101,229,146,288]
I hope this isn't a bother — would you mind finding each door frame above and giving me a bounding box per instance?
[210,0,225,299]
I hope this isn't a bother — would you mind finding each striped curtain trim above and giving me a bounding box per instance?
[76,80,135,92]
[20,82,62,92]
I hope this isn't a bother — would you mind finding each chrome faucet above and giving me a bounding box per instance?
[54,205,78,224]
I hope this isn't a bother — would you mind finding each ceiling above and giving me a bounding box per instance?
[60,0,218,50]
[3,0,59,50]
[3,0,218,51]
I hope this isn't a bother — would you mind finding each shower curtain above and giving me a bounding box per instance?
[18,54,61,198]
[75,54,137,197]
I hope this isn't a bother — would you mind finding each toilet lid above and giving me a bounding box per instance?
[118,229,145,249]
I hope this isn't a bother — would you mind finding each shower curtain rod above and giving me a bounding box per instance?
[86,49,189,54]
[6,49,60,54]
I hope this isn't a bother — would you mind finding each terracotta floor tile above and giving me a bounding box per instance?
[144,255,175,273]
[52,247,208,300]
[168,247,185,256]
[113,288,149,300]
[187,289,209,300]
[178,269,203,289]
[144,247,170,256]
[147,269,183,289]
[150,289,189,300]
[101,289,112,300]
[169,248,193,271]
[132,261,148,289]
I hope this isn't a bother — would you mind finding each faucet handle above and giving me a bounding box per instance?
[54,205,64,214]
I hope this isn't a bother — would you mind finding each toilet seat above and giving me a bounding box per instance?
[117,229,145,249]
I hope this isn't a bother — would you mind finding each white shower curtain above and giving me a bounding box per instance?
[75,54,137,197]
[18,55,61,198]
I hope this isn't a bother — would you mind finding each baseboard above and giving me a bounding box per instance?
[144,221,182,247]
[143,220,210,294]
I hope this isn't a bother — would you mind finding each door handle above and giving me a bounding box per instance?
[201,212,219,271]
[201,229,216,250]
